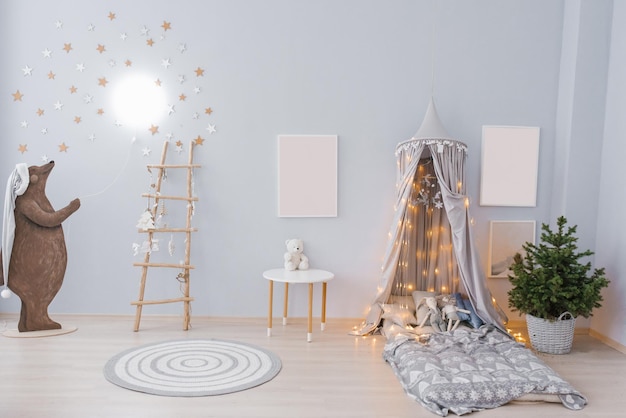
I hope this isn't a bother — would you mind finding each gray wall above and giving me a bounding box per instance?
[1,0,623,347]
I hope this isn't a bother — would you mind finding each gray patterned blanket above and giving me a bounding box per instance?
[382,325,586,416]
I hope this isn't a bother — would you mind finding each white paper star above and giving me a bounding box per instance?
[161,58,172,69]
[41,155,49,163]
[167,104,175,115]
[175,145,184,154]
[178,75,186,84]
[87,24,95,31]
[178,43,187,53]
[55,20,63,29]
[76,63,86,72]
[83,94,93,104]
[42,48,52,58]
[41,128,48,134]
[20,121,28,128]
[193,86,201,94]
[192,112,199,120]
[114,120,123,127]
[53,101,63,110]
[206,124,216,134]
[22,65,33,76]
[108,59,116,67]
[88,133,96,142]
[120,32,128,41]
[140,26,150,36]
[142,147,151,156]
[165,132,174,140]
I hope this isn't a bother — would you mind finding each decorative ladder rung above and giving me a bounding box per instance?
[137,227,198,233]
[132,297,194,306]
[141,193,198,202]
[133,262,195,269]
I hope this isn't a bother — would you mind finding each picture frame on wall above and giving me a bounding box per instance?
[277,134,338,217]
[480,125,540,207]
[488,220,536,278]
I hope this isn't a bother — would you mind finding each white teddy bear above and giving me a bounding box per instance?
[284,238,309,271]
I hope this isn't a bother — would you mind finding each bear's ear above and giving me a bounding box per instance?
[285,239,290,246]
[29,174,39,184]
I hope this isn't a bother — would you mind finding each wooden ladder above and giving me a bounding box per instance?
[132,141,200,331]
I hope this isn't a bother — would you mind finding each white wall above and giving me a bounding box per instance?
[594,0,626,347]
[3,0,620,339]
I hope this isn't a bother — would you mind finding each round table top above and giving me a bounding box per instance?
[263,268,334,284]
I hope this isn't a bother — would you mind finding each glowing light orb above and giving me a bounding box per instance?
[111,74,167,129]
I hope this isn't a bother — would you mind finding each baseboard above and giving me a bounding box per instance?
[589,329,626,355]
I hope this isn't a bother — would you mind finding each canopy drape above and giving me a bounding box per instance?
[351,138,507,335]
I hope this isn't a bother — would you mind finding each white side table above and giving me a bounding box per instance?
[263,268,334,342]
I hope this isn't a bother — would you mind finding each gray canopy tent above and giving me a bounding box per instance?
[352,99,507,335]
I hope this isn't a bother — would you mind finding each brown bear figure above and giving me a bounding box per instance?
[0,161,80,332]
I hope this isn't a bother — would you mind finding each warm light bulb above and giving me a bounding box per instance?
[111,73,167,129]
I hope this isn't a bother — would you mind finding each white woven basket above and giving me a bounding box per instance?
[526,312,576,355]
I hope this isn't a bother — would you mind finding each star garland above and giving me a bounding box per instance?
[10,12,218,159]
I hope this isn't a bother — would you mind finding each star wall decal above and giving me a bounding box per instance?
[11,13,219,159]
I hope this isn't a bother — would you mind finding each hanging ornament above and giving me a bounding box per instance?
[140,240,152,254]
[168,234,175,256]
[151,238,160,252]
[136,209,156,230]
[132,242,140,256]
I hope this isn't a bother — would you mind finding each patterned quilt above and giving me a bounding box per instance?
[382,325,587,416]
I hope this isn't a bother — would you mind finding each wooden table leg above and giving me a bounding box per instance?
[267,280,273,337]
[307,283,313,342]
[321,281,327,331]
[283,283,289,325]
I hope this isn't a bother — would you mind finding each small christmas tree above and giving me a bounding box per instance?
[508,216,609,320]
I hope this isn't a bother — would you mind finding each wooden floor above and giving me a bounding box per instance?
[1,314,625,418]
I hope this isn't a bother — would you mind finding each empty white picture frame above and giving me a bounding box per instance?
[278,135,338,217]
[480,126,540,207]
[488,220,536,278]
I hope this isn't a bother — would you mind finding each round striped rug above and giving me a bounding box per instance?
[103,339,281,397]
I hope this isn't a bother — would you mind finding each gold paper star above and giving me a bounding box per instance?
[195,67,204,77]
[179,93,186,101]
[155,79,161,86]
[125,59,132,67]
[175,140,183,147]
[96,44,106,54]
[97,108,104,115]
[18,144,28,154]
[48,71,56,79]
[194,136,205,145]
[146,38,154,47]
[149,125,159,135]
[59,142,69,152]
[162,21,171,31]
[37,108,44,116]
[108,12,116,21]
[69,85,77,94]
[205,107,213,115]
[74,116,82,124]
[12,90,23,101]
[63,43,73,53]
[98,77,108,87]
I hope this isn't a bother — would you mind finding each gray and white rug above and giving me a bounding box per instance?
[104,339,281,397]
